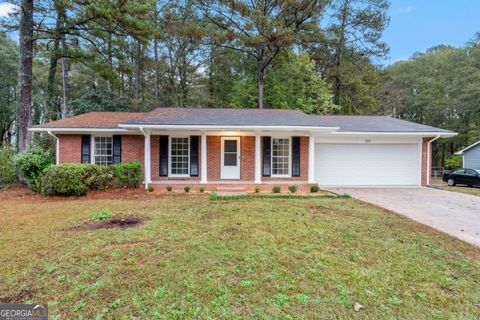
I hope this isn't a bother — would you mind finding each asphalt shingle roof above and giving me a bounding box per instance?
[33,108,453,133]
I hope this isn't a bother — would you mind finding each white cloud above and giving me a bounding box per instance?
[393,6,413,15]
[0,2,18,17]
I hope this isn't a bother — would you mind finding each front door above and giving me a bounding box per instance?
[221,137,240,179]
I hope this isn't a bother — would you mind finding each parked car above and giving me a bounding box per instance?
[442,168,480,187]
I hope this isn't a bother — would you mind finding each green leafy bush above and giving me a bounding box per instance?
[0,146,16,185]
[444,155,462,170]
[310,185,320,193]
[184,186,190,193]
[166,186,173,192]
[113,161,142,188]
[40,164,88,196]
[288,185,297,193]
[91,210,111,221]
[84,165,114,190]
[199,187,205,193]
[147,186,154,192]
[14,148,53,191]
[272,185,281,193]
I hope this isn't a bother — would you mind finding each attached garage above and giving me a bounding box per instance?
[315,143,421,186]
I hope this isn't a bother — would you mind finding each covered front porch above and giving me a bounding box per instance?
[131,128,330,188]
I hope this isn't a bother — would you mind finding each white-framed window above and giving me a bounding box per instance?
[170,137,190,176]
[272,138,290,176]
[93,136,113,165]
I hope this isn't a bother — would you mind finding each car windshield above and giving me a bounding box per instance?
[475,169,480,174]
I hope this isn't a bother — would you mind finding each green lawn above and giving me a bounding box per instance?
[1,188,479,319]
[437,185,480,197]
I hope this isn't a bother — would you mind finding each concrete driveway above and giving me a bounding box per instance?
[325,187,480,247]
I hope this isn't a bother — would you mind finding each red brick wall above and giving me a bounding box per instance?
[262,136,309,181]
[421,137,432,186]
[57,134,308,183]
[58,134,82,163]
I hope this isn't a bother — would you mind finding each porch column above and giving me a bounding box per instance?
[201,132,207,184]
[255,133,261,184]
[308,134,315,184]
[143,129,151,189]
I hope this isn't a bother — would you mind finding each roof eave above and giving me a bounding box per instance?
[332,131,457,137]
[118,124,340,132]
[29,127,130,133]
[455,140,480,155]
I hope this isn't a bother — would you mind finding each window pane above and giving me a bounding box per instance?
[94,136,113,165]
[224,153,237,166]
[224,140,237,153]
[272,138,289,175]
[171,137,189,175]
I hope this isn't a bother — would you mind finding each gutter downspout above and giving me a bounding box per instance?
[48,131,59,165]
[427,135,441,186]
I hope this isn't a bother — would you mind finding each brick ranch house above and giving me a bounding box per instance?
[30,108,455,191]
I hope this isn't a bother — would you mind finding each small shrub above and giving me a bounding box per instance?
[113,161,142,188]
[272,185,281,193]
[310,185,320,193]
[199,186,205,193]
[0,146,16,185]
[444,155,462,170]
[166,186,172,192]
[288,185,297,193]
[14,148,53,191]
[184,186,190,193]
[147,186,154,192]
[40,164,88,196]
[255,187,260,193]
[91,210,110,221]
[84,165,114,190]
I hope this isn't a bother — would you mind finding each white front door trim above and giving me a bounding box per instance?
[221,137,241,179]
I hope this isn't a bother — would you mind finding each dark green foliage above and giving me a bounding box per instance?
[255,187,260,193]
[209,191,351,201]
[14,148,53,191]
[199,187,205,193]
[147,186,154,192]
[166,186,173,192]
[310,185,320,193]
[40,164,89,196]
[288,185,297,193]
[0,146,16,185]
[184,186,190,193]
[70,90,132,115]
[38,161,142,196]
[113,161,142,188]
[272,186,281,193]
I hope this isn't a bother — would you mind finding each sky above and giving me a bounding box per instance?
[1,0,479,66]
[384,0,480,64]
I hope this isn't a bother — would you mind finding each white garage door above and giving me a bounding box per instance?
[315,143,421,186]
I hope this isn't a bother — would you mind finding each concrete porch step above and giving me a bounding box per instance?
[215,186,247,196]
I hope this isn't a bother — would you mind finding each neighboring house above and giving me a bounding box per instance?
[29,108,455,189]
[455,141,480,169]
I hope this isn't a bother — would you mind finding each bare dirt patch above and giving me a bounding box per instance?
[0,288,35,304]
[69,216,151,232]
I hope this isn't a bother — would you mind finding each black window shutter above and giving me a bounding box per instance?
[190,136,199,177]
[292,136,301,177]
[159,135,169,177]
[262,136,271,177]
[81,135,91,163]
[112,135,122,164]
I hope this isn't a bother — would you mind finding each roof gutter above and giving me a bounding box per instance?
[427,135,441,186]
[332,131,457,137]
[118,124,340,132]
[29,128,129,133]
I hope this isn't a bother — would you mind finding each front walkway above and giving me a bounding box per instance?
[325,187,480,247]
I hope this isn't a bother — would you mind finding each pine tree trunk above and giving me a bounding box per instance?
[256,51,265,109]
[154,38,160,101]
[107,36,113,92]
[17,0,34,152]
[134,42,143,104]
[60,39,69,118]
[46,39,59,121]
